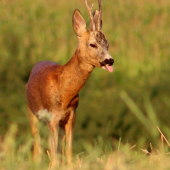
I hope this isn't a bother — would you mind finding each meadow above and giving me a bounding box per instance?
[0,0,170,169]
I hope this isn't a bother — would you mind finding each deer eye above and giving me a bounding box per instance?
[90,43,97,48]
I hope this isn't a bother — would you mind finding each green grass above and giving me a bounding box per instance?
[1,124,170,170]
[0,0,170,168]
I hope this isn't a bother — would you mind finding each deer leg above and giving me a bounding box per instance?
[65,110,76,165]
[61,134,66,166]
[48,119,59,168]
[27,105,41,162]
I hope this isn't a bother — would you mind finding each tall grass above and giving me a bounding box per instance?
[1,124,170,169]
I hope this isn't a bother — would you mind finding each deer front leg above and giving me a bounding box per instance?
[65,110,76,165]
[61,134,66,166]
[48,119,59,168]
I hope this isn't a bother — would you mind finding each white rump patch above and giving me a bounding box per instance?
[36,109,55,122]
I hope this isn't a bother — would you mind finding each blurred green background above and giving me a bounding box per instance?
[0,0,170,153]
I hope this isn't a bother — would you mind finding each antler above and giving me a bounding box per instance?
[84,0,95,31]
[97,0,102,30]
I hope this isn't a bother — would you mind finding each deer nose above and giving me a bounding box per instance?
[100,58,114,66]
[107,58,114,66]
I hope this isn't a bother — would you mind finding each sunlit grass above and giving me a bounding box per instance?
[1,124,170,169]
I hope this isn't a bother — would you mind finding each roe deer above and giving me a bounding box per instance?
[26,0,114,167]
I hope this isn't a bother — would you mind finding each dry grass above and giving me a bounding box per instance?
[0,125,170,170]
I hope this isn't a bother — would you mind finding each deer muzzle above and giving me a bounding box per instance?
[100,58,114,73]
[100,58,114,66]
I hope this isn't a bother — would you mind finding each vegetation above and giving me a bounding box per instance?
[1,124,170,170]
[0,0,170,169]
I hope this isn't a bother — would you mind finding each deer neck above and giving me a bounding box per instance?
[66,48,94,71]
[57,49,94,109]
[63,49,94,89]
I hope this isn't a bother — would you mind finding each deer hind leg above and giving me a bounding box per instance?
[27,105,41,162]
[65,109,76,165]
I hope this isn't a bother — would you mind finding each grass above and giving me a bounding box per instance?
[1,124,170,170]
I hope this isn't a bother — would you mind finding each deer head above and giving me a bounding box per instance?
[72,0,114,73]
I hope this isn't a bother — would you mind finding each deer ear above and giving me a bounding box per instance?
[91,10,102,30]
[73,10,87,37]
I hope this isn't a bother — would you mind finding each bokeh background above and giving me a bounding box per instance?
[0,0,170,153]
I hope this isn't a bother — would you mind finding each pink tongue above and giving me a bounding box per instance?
[105,65,113,73]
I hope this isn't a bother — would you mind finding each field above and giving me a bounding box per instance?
[0,0,170,169]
